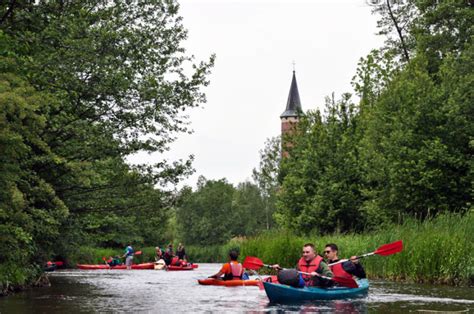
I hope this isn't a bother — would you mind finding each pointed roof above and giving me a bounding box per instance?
[280,70,302,118]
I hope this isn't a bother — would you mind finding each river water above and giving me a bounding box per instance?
[0,264,472,313]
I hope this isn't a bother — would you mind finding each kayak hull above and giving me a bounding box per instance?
[198,279,260,286]
[263,279,369,303]
[167,264,199,271]
[77,263,155,270]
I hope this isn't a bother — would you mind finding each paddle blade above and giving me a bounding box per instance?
[135,251,142,255]
[102,257,107,261]
[374,240,403,256]
[331,276,359,289]
[243,256,264,271]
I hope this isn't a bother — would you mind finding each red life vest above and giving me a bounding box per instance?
[330,262,353,279]
[297,255,323,285]
[229,262,243,279]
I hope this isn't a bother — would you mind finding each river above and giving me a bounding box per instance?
[0,264,472,313]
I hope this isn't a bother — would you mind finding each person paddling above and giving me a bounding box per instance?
[272,243,334,287]
[209,250,247,281]
[107,255,121,267]
[324,243,366,279]
[122,244,134,270]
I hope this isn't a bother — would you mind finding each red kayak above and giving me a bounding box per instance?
[167,264,199,271]
[77,263,154,270]
[198,275,278,286]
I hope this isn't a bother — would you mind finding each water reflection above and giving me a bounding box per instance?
[264,299,367,313]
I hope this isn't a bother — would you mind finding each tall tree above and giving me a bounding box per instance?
[176,177,235,245]
[252,136,281,230]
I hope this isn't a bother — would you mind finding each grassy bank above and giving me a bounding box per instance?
[240,212,473,285]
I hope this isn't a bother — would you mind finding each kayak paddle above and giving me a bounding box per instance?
[243,256,273,270]
[243,256,358,288]
[328,240,403,266]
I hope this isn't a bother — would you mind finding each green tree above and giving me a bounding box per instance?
[176,177,235,245]
[252,136,281,230]
[0,49,68,288]
[277,94,365,234]
[232,181,266,236]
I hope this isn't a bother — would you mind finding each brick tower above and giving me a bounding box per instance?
[280,70,302,156]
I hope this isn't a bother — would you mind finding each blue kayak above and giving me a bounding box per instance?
[263,279,369,303]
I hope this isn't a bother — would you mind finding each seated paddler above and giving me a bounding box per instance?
[272,243,334,288]
[208,250,249,280]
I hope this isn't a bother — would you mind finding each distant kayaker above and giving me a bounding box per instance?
[272,243,333,287]
[155,246,164,261]
[122,244,134,270]
[209,250,247,281]
[324,243,366,279]
[163,243,174,266]
[177,243,187,261]
[107,256,122,267]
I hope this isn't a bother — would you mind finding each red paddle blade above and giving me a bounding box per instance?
[135,251,142,255]
[102,257,107,261]
[374,240,403,256]
[331,276,359,288]
[243,256,264,270]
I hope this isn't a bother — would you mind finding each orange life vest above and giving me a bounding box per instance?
[229,262,243,279]
[330,262,353,279]
[297,255,323,284]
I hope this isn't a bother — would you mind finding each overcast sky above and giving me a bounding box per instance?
[130,0,385,189]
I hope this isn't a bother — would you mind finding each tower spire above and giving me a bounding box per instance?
[280,70,302,119]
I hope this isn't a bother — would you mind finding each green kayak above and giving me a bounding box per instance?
[263,279,369,303]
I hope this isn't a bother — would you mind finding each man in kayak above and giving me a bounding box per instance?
[163,243,174,266]
[208,250,248,280]
[122,244,134,270]
[324,243,366,279]
[272,243,333,287]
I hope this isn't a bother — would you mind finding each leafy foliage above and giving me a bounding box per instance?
[0,0,213,291]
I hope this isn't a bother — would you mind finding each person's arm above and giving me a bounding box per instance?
[310,261,333,278]
[342,259,366,279]
[209,264,228,278]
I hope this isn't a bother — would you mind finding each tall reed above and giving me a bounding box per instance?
[240,212,473,285]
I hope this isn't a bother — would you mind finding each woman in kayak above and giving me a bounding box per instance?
[155,246,164,261]
[176,243,187,261]
[208,250,249,280]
